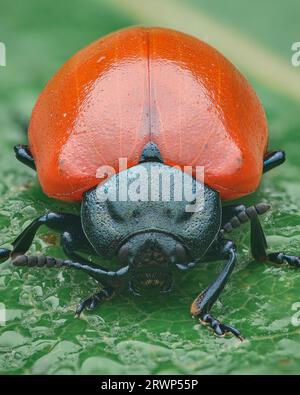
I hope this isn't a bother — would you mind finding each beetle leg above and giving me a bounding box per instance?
[60,229,119,289]
[0,212,111,273]
[263,150,285,173]
[249,208,300,267]
[0,248,11,263]
[267,253,300,267]
[14,144,36,170]
[191,240,243,340]
[4,212,82,258]
[75,286,116,317]
[11,254,128,319]
[200,313,243,340]
[0,212,80,263]
[1,212,130,281]
[60,230,96,264]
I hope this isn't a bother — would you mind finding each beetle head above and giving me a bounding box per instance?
[81,162,221,292]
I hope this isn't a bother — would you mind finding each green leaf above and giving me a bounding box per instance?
[0,0,300,375]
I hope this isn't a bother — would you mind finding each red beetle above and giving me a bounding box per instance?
[1,27,295,339]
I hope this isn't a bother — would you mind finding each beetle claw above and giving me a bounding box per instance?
[75,297,99,316]
[200,313,243,341]
[75,306,84,318]
[75,298,94,316]
[75,287,115,316]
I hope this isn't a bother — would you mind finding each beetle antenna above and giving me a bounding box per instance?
[221,202,270,235]
[12,254,129,278]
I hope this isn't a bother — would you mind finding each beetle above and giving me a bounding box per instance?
[0,26,297,340]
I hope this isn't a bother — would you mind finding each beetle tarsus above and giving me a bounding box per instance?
[200,313,243,341]
[267,252,300,267]
[191,240,239,339]
[75,286,115,317]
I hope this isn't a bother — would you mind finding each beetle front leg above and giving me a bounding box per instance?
[0,212,100,268]
[0,212,83,262]
[11,212,82,257]
[75,285,116,317]
[14,144,36,170]
[191,239,243,340]
[263,150,285,173]
[12,254,124,316]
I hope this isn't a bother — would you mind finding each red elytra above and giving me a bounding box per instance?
[29,26,268,201]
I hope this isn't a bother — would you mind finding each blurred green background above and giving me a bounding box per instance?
[0,0,300,375]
